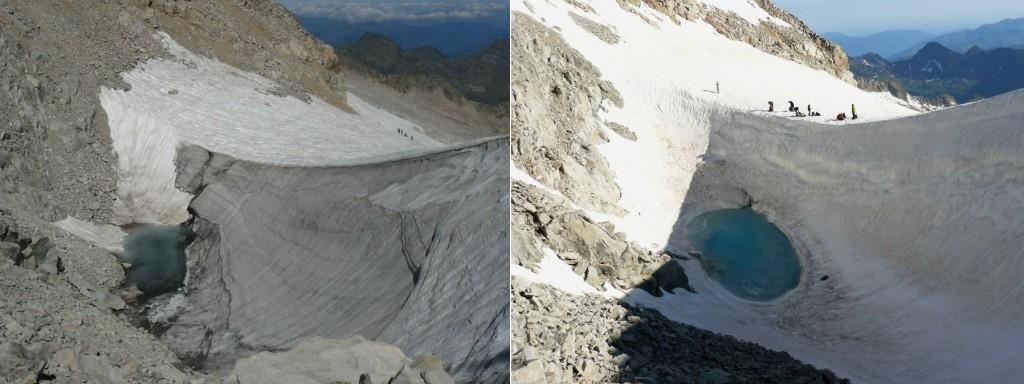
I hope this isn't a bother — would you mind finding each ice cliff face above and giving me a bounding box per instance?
[638,89,1024,383]
[512,0,1024,382]
[101,32,443,225]
[166,139,509,383]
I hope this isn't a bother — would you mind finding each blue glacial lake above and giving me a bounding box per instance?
[685,207,801,301]
[122,225,190,296]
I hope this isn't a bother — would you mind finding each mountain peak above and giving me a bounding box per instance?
[355,32,400,48]
[915,41,954,57]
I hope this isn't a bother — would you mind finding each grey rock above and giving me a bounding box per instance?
[413,355,455,384]
[0,241,20,263]
[68,274,126,311]
[511,359,546,383]
[0,342,49,380]
[512,182,678,292]
[173,145,211,194]
[605,121,637,141]
[513,284,849,383]
[569,12,620,44]
[49,347,128,384]
[389,364,426,384]
[511,13,625,215]
[230,337,452,384]
[28,237,60,274]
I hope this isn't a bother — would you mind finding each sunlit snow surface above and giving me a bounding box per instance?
[514,0,917,248]
[101,32,442,224]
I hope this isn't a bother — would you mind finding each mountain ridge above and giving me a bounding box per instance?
[295,16,509,57]
[336,32,510,106]
[893,17,1024,59]
[851,41,1024,102]
[824,30,933,57]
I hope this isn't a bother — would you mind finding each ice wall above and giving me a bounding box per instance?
[101,32,442,225]
[166,138,510,383]
[640,90,1024,383]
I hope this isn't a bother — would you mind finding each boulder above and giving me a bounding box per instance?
[48,347,128,384]
[511,359,547,383]
[69,274,127,311]
[229,337,454,384]
[412,355,455,384]
[0,241,20,264]
[0,342,50,381]
[27,237,60,274]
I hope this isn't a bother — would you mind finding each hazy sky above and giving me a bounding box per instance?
[773,0,1024,35]
[278,0,508,23]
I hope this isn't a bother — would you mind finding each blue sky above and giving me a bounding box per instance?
[278,0,508,23]
[773,0,1024,35]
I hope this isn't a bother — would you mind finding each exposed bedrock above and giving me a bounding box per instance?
[165,138,510,383]
[229,336,456,384]
[658,90,1024,382]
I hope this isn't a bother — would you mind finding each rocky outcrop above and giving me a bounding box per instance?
[511,280,849,383]
[855,76,957,109]
[511,13,625,215]
[512,182,688,294]
[229,336,455,384]
[166,139,509,383]
[0,251,198,383]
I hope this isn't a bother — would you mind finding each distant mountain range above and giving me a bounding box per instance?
[295,16,509,57]
[824,30,933,58]
[337,32,510,105]
[828,17,1024,60]
[893,17,1024,59]
[850,42,1024,102]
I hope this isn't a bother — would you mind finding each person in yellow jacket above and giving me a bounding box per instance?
[851,104,858,120]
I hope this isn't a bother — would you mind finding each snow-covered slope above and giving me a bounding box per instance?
[513,0,1024,382]
[101,32,443,225]
[513,0,917,248]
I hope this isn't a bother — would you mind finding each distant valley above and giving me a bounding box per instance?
[831,17,1024,103]
[824,30,933,58]
[295,16,509,57]
[850,42,1024,102]
[828,17,1024,61]
[336,32,510,105]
